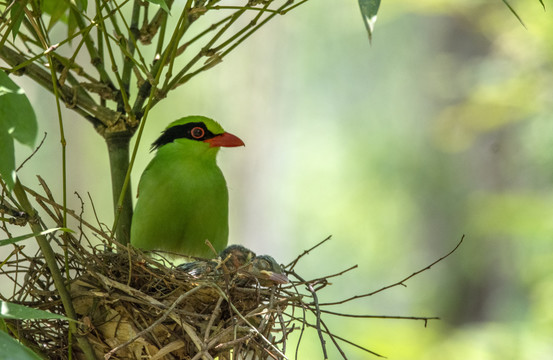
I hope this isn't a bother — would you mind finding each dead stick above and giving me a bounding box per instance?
[307,282,327,359]
[320,235,465,306]
[286,235,332,270]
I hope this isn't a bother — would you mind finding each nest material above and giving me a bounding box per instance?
[4,236,292,360]
[77,251,290,359]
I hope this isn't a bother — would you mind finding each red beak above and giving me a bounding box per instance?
[204,132,245,148]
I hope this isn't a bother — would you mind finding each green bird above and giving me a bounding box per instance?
[130,115,244,258]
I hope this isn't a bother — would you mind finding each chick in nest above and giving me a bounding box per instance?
[177,245,289,286]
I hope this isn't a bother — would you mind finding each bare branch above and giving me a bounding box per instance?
[320,235,465,306]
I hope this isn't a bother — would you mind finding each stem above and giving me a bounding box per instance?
[154,7,169,56]
[177,14,233,50]
[106,134,134,246]
[12,180,96,360]
[121,0,141,97]
[69,4,115,87]
[219,1,281,58]
[106,0,151,88]
[162,8,245,93]
[94,0,130,114]
[280,0,310,15]
[162,6,190,89]
[207,5,280,13]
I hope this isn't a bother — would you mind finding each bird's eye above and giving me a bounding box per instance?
[190,127,205,139]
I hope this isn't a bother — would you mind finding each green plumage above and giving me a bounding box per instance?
[130,116,243,258]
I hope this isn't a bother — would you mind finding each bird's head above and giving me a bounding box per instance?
[151,115,244,152]
[248,255,290,285]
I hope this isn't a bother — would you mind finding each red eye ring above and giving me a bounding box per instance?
[190,127,205,139]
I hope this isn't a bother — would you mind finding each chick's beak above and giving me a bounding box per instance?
[261,270,290,284]
[205,132,245,148]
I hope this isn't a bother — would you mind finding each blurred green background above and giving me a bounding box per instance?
[5,0,553,358]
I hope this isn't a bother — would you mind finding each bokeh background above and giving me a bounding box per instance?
[5,0,553,358]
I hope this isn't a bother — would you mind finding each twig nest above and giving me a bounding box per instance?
[70,246,290,359]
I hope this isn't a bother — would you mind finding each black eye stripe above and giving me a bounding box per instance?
[151,122,217,151]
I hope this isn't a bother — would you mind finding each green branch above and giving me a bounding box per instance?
[121,0,142,97]
[94,0,131,114]
[12,180,96,360]
[161,7,245,93]
[69,4,115,87]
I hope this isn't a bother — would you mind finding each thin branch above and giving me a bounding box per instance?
[162,7,246,92]
[319,315,380,359]
[164,1,195,90]
[281,0,311,15]
[207,5,281,13]
[286,314,385,358]
[121,0,141,96]
[218,0,289,58]
[317,310,440,325]
[287,264,358,290]
[210,284,289,360]
[69,3,115,86]
[203,295,224,342]
[22,185,110,240]
[143,0,174,47]
[16,132,47,172]
[320,235,465,306]
[211,1,271,54]
[286,235,332,270]
[94,0,130,113]
[307,282,327,359]
[177,14,233,51]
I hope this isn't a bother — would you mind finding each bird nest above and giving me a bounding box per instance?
[3,234,299,360]
[1,180,460,359]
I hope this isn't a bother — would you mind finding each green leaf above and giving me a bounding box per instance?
[0,72,37,147]
[42,0,69,30]
[74,0,88,11]
[67,7,78,39]
[0,331,42,360]
[0,71,37,191]
[0,228,74,247]
[1,301,70,321]
[0,121,16,191]
[145,0,170,13]
[358,0,380,43]
[9,2,26,40]
[501,0,526,28]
